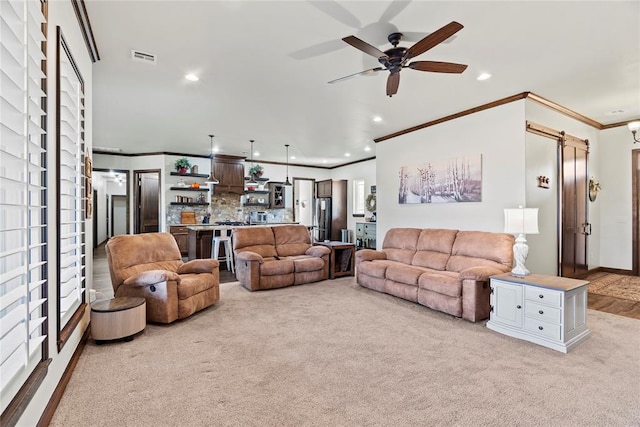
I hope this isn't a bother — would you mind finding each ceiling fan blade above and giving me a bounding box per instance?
[342,36,388,59]
[404,21,464,60]
[328,67,383,84]
[407,61,468,73]
[386,72,400,97]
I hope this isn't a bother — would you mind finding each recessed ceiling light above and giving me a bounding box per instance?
[322,160,328,164]
[185,73,199,81]
[212,147,219,153]
[345,153,351,157]
[608,109,625,115]
[364,146,371,152]
[373,116,382,122]
[290,155,296,160]
[254,151,260,157]
[477,73,492,81]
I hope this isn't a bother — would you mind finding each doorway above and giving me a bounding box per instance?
[93,168,130,244]
[293,177,315,227]
[134,169,161,234]
[111,195,128,237]
[633,149,640,275]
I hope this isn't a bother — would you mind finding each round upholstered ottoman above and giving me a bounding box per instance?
[91,297,146,343]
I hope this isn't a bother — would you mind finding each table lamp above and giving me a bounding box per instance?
[504,206,539,276]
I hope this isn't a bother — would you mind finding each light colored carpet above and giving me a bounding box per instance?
[588,273,640,302]
[51,278,640,426]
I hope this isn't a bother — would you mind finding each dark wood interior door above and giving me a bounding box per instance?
[135,171,160,234]
[561,137,589,278]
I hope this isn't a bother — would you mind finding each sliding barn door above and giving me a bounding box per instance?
[560,136,589,278]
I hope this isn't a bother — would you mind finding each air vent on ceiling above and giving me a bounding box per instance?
[131,49,157,64]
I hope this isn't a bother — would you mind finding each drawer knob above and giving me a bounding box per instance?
[539,294,544,299]
[538,326,544,330]
[516,305,522,309]
[539,310,544,315]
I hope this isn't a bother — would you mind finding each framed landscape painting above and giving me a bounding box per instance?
[398,154,482,204]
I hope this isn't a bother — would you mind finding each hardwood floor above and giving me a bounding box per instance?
[93,246,639,320]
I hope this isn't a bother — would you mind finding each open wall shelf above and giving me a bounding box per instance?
[170,172,209,178]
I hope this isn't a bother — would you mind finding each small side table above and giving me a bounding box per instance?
[91,297,146,343]
[487,273,590,353]
[316,241,355,279]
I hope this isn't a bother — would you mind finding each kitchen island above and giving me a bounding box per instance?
[185,223,299,261]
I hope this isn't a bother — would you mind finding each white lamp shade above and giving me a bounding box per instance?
[628,121,640,132]
[504,207,539,235]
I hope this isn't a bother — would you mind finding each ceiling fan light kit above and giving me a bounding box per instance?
[330,21,468,97]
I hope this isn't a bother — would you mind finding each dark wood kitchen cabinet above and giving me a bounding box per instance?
[169,226,189,257]
[213,154,245,195]
[316,179,333,198]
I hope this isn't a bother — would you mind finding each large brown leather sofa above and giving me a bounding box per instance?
[233,225,331,291]
[105,233,220,323]
[356,228,514,322]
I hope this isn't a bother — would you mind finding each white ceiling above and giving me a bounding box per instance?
[87,1,640,167]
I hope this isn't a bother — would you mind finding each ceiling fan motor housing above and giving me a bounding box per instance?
[379,47,407,73]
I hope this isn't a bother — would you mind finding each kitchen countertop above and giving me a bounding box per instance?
[184,222,298,231]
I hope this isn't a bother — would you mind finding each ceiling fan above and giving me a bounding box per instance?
[329,21,468,97]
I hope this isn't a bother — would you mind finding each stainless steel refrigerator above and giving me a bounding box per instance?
[314,197,331,242]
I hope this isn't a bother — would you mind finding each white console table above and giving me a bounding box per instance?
[487,273,590,353]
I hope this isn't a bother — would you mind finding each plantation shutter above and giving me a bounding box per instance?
[57,31,86,328]
[0,0,48,413]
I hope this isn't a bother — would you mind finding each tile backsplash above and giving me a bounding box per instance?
[167,193,293,225]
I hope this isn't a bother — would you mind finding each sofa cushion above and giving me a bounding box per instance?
[177,273,217,300]
[386,264,427,285]
[233,227,277,258]
[418,272,463,298]
[293,256,324,273]
[446,231,514,272]
[260,259,294,276]
[382,228,421,264]
[411,229,458,270]
[357,259,402,279]
[273,225,312,257]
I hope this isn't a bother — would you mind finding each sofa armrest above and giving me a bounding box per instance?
[356,249,387,263]
[306,246,331,257]
[459,266,508,282]
[236,251,264,263]
[178,259,220,274]
[123,269,181,287]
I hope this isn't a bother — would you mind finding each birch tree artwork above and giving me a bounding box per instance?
[398,155,482,204]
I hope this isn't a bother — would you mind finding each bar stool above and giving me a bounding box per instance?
[212,227,234,273]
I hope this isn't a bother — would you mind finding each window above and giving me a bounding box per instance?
[0,0,48,415]
[353,179,365,216]
[56,27,86,350]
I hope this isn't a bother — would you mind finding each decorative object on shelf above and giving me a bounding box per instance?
[248,164,264,180]
[629,121,640,143]
[175,157,191,174]
[588,177,601,202]
[197,192,206,203]
[205,134,219,184]
[191,165,198,174]
[537,175,550,189]
[504,206,539,277]
[177,178,187,187]
[284,144,292,186]
[190,182,200,189]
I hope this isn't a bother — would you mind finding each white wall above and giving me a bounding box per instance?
[599,126,635,269]
[375,101,527,247]
[20,1,94,424]
[524,101,602,272]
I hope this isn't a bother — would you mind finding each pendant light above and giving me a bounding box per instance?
[247,139,257,185]
[284,144,292,186]
[205,134,219,184]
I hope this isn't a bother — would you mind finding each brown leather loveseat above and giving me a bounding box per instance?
[356,228,514,322]
[105,232,220,323]
[233,225,331,291]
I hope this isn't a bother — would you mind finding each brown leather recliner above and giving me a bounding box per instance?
[105,232,220,323]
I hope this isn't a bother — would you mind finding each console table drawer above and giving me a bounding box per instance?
[524,317,561,340]
[525,302,561,324]
[525,286,561,307]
